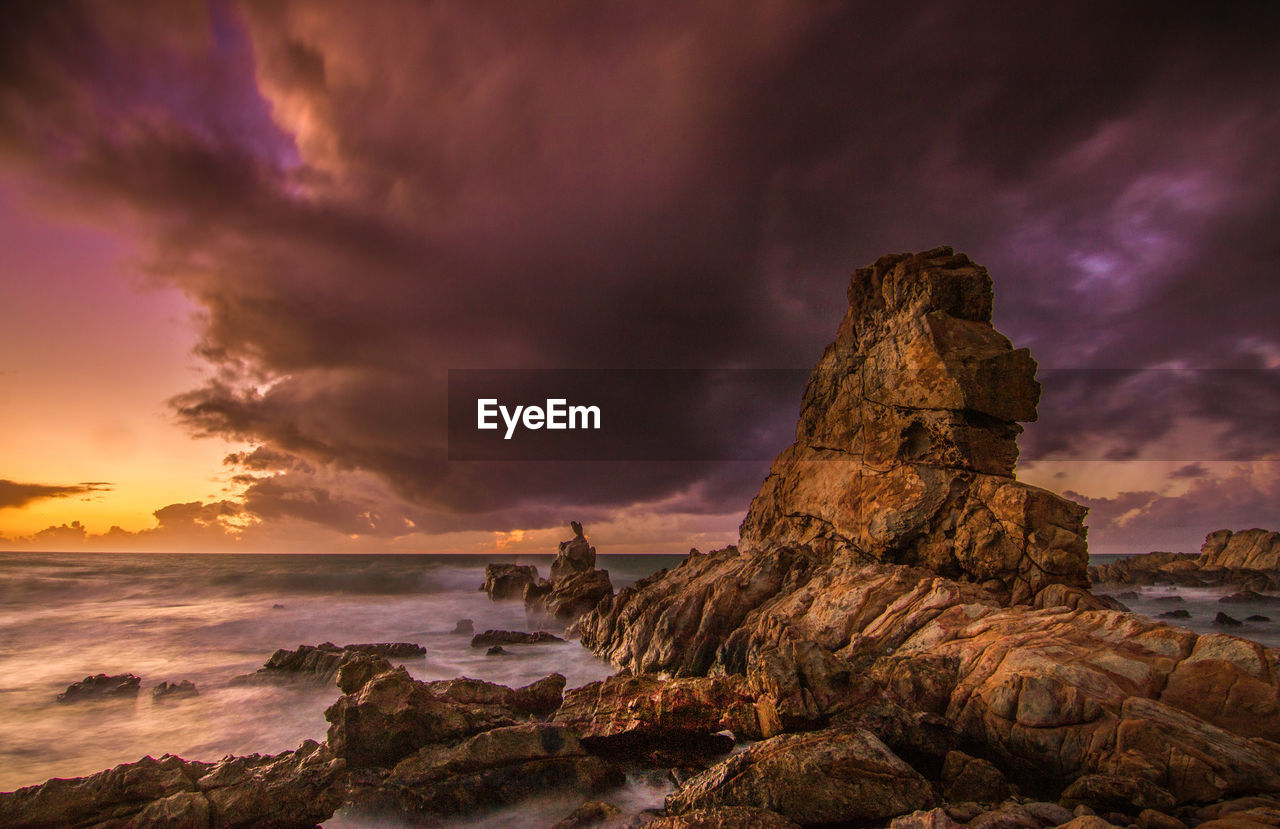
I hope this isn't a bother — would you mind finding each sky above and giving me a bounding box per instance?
[1,0,1278,555]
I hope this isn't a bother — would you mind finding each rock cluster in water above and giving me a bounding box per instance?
[1091,528,1280,591]
[482,522,616,624]
[230,641,426,686]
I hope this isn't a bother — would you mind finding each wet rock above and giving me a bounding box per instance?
[470,629,565,647]
[640,806,800,828]
[347,723,623,823]
[325,666,566,768]
[528,568,614,624]
[1215,612,1244,627]
[664,726,934,825]
[553,798,622,828]
[336,654,393,694]
[941,750,1010,804]
[1248,614,1272,622]
[0,740,344,828]
[151,680,198,700]
[56,673,141,703]
[1154,595,1185,604]
[1221,589,1280,604]
[487,645,506,656]
[736,248,1088,603]
[482,563,539,600]
[452,618,474,635]
[1159,609,1191,618]
[231,642,425,687]
[554,673,768,765]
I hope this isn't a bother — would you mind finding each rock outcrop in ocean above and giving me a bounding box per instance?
[525,522,615,624]
[1091,528,1280,590]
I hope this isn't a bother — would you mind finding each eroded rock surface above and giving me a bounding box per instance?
[346,724,622,823]
[664,726,935,825]
[324,665,567,769]
[738,247,1088,603]
[579,251,1280,818]
[231,642,425,687]
[0,740,344,828]
[482,563,539,600]
[553,673,770,765]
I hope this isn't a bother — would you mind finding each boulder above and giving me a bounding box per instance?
[470,629,565,647]
[554,673,768,765]
[324,665,566,768]
[664,726,934,825]
[346,724,622,822]
[452,618,474,635]
[941,750,1010,804]
[0,740,344,828]
[482,563,539,600]
[56,673,141,703]
[231,642,424,686]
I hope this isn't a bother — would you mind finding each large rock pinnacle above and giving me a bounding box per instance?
[739,247,1088,603]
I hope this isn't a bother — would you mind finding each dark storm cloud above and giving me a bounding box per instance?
[3,0,1280,545]
[0,480,112,510]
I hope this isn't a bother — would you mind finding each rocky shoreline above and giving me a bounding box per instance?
[5,249,1280,828]
[1090,529,1280,592]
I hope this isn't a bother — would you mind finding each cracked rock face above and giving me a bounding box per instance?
[739,247,1088,603]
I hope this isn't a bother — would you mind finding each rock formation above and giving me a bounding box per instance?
[1202,528,1280,571]
[1090,528,1280,590]
[553,520,597,581]
[524,521,615,624]
[55,673,141,703]
[740,247,1088,604]
[151,680,198,700]
[574,249,1280,824]
[482,563,540,599]
[231,642,425,686]
[470,629,564,647]
[0,741,344,828]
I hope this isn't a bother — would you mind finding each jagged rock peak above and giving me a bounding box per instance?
[739,247,1088,602]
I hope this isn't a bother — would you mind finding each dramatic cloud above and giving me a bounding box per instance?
[2,1,1279,551]
[0,480,112,510]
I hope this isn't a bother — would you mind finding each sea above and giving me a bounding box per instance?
[0,551,1276,825]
